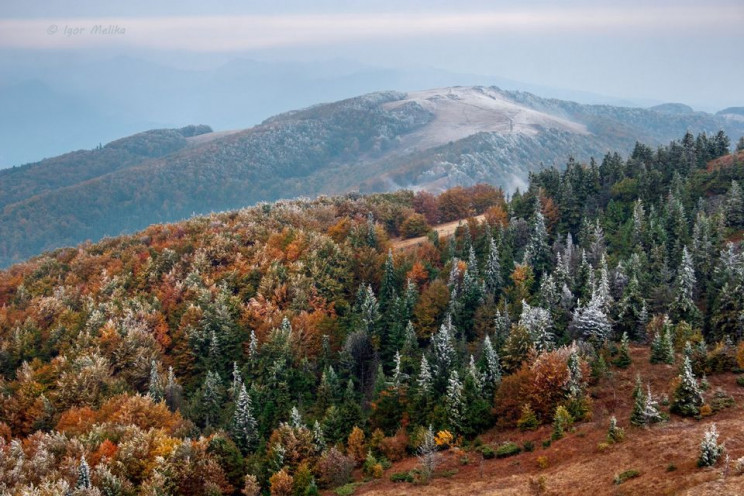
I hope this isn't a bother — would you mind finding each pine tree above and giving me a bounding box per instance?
[551,405,573,440]
[726,180,744,228]
[164,366,182,412]
[614,332,632,369]
[671,356,703,417]
[445,370,464,434]
[232,383,257,451]
[519,301,554,352]
[481,334,502,394]
[484,235,503,295]
[431,316,457,382]
[201,370,224,428]
[596,254,613,313]
[606,416,625,443]
[247,329,258,361]
[290,406,303,429]
[527,198,551,278]
[380,249,397,305]
[643,385,664,425]
[671,247,701,325]
[231,361,243,398]
[569,291,612,344]
[147,360,163,402]
[417,355,433,398]
[697,424,724,467]
[466,354,483,392]
[630,375,647,427]
[76,457,91,489]
[367,212,378,247]
[312,420,326,453]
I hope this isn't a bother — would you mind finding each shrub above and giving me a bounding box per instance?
[400,213,430,239]
[317,447,354,488]
[700,404,713,417]
[517,404,539,431]
[536,456,549,469]
[542,439,551,449]
[523,441,535,452]
[390,471,413,483]
[613,469,640,485]
[347,427,366,465]
[379,429,408,461]
[606,416,625,444]
[736,376,744,387]
[479,445,495,459]
[710,389,735,412]
[551,406,573,441]
[706,340,737,374]
[434,430,454,449]
[666,463,677,472]
[269,468,294,496]
[495,442,521,458]
[334,483,357,496]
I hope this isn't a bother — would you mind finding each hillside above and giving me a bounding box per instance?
[0,132,743,495]
[0,87,742,267]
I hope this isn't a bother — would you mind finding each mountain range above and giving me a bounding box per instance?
[1,85,743,267]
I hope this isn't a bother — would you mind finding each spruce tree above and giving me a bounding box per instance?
[569,290,612,344]
[630,375,647,426]
[76,457,91,489]
[697,424,724,467]
[519,301,554,352]
[232,383,257,451]
[147,360,163,403]
[481,334,502,394]
[606,416,625,443]
[484,235,503,295]
[527,198,551,279]
[445,370,464,434]
[671,247,701,325]
[417,355,433,398]
[164,366,182,412]
[431,316,457,383]
[726,180,744,228]
[201,370,224,428]
[614,332,632,369]
[671,356,703,417]
[617,276,645,340]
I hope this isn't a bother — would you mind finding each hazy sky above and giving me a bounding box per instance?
[0,0,742,110]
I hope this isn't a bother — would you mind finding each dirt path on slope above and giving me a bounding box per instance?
[391,214,486,251]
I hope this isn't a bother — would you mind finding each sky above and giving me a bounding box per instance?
[0,0,742,109]
[0,0,742,110]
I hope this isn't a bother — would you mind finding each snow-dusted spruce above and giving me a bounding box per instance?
[614,332,632,368]
[431,315,457,380]
[232,383,257,451]
[519,300,554,352]
[671,356,704,417]
[484,234,503,295]
[698,424,724,467]
[147,359,163,402]
[445,370,465,435]
[481,334,502,394]
[671,247,701,325]
[76,457,91,489]
[607,416,625,443]
[417,355,433,397]
[569,288,612,344]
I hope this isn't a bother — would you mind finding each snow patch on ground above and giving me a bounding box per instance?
[382,86,589,152]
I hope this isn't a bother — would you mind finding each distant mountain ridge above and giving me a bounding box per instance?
[1,86,742,267]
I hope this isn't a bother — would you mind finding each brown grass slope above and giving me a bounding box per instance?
[348,347,744,496]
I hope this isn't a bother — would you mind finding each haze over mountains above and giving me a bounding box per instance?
[0,54,665,169]
[1,85,742,267]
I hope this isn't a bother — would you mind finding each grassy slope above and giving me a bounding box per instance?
[347,347,744,496]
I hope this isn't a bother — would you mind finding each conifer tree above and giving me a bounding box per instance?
[697,424,724,467]
[726,180,744,228]
[290,406,303,429]
[671,356,703,417]
[164,366,182,412]
[481,334,502,394]
[201,370,224,428]
[671,247,701,325]
[380,249,397,305]
[606,416,625,443]
[445,370,464,434]
[484,235,503,296]
[367,212,378,247]
[614,332,632,369]
[431,316,457,382]
[231,361,243,398]
[147,360,163,402]
[519,301,554,352]
[312,420,326,453]
[551,405,573,440]
[630,375,647,427]
[527,198,551,279]
[76,457,91,489]
[569,290,612,344]
[232,383,257,451]
[247,329,258,362]
[417,355,433,397]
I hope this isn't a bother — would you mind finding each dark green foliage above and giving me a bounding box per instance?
[390,472,414,483]
[478,445,496,459]
[613,469,640,485]
[495,442,521,458]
